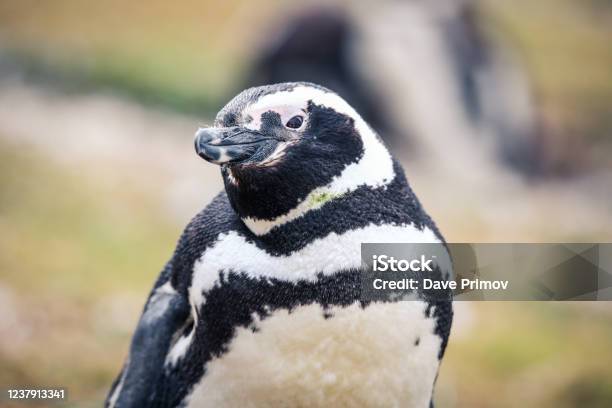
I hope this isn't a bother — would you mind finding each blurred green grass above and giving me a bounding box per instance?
[0,0,276,114]
[0,139,179,404]
[0,141,178,297]
[439,303,612,407]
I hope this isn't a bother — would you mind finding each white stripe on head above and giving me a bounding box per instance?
[241,85,395,235]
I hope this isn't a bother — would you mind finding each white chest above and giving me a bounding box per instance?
[185,301,442,408]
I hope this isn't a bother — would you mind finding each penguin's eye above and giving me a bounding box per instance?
[285,115,304,129]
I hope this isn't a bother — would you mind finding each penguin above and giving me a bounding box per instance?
[106,82,453,408]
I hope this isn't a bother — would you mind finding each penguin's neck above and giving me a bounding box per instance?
[232,160,436,249]
[239,187,354,236]
[231,166,393,237]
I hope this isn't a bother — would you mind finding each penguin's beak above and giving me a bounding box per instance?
[194,127,270,165]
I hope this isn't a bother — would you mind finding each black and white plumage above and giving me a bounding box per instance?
[107,82,453,408]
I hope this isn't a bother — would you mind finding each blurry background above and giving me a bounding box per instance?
[1,0,612,406]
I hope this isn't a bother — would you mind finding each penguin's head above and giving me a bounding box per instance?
[195,82,395,234]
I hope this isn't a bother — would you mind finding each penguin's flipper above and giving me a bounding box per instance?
[106,264,190,407]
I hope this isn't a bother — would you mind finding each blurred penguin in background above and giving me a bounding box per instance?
[241,0,543,178]
[242,7,403,147]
